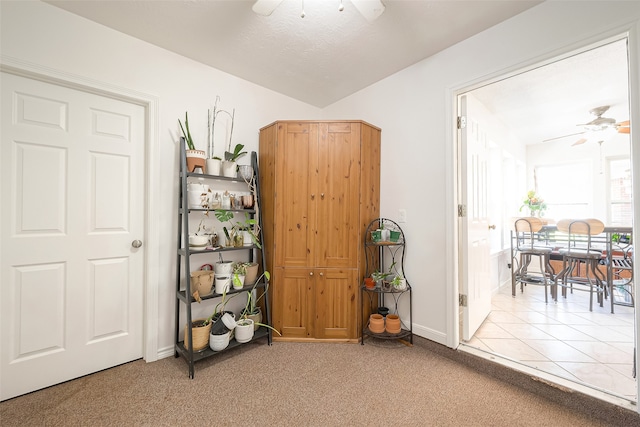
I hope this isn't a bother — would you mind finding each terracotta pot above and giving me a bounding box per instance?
[368,313,385,334]
[186,149,206,173]
[364,277,375,289]
[385,314,401,334]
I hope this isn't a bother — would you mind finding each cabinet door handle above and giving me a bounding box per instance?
[309,272,314,276]
[311,194,315,200]
[320,193,325,199]
[319,272,324,277]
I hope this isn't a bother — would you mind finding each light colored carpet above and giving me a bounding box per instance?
[1,336,638,426]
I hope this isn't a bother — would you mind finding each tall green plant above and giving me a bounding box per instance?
[178,111,196,150]
[224,143,247,162]
[214,210,261,248]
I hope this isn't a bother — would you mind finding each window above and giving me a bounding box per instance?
[534,162,591,219]
[607,157,632,225]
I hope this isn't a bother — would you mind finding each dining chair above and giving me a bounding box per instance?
[554,218,607,311]
[513,217,555,303]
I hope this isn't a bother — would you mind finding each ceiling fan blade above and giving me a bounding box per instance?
[252,0,285,16]
[572,138,588,146]
[351,0,386,22]
[617,120,630,134]
[542,131,586,143]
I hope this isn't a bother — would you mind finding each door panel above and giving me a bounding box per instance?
[314,269,358,339]
[316,123,360,268]
[1,73,145,400]
[459,95,492,341]
[272,267,313,339]
[275,123,317,268]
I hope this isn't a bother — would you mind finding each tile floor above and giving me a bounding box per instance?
[466,283,637,401]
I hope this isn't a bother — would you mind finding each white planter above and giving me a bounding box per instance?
[187,182,209,208]
[206,158,221,176]
[242,230,253,246]
[393,278,407,291]
[232,273,245,289]
[209,330,231,351]
[215,276,231,294]
[234,319,255,343]
[222,160,237,178]
[214,261,234,275]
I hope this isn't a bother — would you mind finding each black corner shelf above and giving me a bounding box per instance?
[360,218,413,345]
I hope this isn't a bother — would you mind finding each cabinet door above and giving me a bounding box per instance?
[314,268,358,339]
[272,267,314,339]
[275,123,318,268]
[316,123,360,268]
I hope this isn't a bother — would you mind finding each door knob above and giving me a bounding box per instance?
[488,225,496,230]
[131,240,143,248]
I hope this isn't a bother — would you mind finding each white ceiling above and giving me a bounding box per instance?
[44,0,541,107]
[44,0,630,146]
[471,38,630,147]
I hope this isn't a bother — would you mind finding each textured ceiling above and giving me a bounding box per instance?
[472,38,630,146]
[43,1,629,146]
[44,0,541,107]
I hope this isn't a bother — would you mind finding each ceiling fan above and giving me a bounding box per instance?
[252,0,386,21]
[543,105,630,145]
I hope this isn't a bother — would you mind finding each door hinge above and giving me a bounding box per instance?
[458,204,467,217]
[457,116,467,129]
[459,294,468,307]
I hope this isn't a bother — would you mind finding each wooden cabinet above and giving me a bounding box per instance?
[259,121,380,341]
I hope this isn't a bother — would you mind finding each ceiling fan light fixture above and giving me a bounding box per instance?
[252,0,285,16]
[351,0,386,22]
[252,0,386,21]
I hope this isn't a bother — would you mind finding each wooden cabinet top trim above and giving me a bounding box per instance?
[259,120,381,132]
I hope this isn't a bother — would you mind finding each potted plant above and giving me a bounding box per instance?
[371,270,391,288]
[243,262,259,284]
[208,96,235,176]
[178,111,206,173]
[391,275,407,291]
[214,210,261,248]
[234,318,255,343]
[232,262,247,289]
[222,143,247,178]
[519,190,547,217]
[238,271,281,336]
[184,318,212,352]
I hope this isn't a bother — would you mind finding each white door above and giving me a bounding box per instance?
[0,73,145,400]
[458,94,492,341]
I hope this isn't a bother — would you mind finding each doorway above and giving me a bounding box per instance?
[457,37,636,401]
[0,68,151,401]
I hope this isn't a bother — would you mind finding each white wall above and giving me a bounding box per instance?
[526,133,632,222]
[0,0,321,357]
[323,1,640,346]
[2,1,640,356]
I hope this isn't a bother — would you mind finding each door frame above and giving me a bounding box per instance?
[0,56,161,363]
[445,28,640,404]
